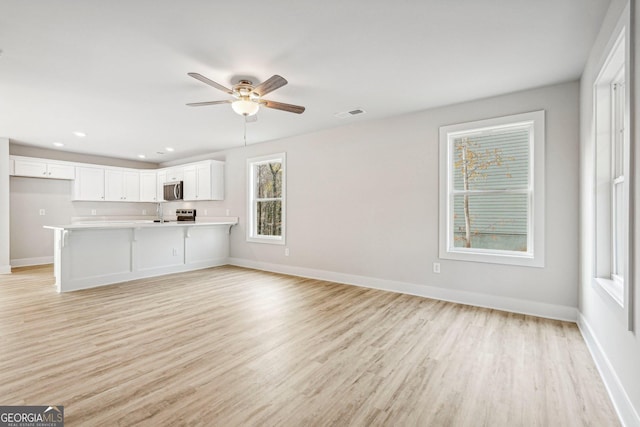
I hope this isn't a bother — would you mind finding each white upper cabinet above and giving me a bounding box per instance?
[13,155,225,203]
[123,172,140,201]
[139,171,158,202]
[12,157,75,180]
[183,166,197,201]
[73,166,105,201]
[164,167,183,183]
[156,171,167,201]
[105,169,140,202]
[183,160,224,201]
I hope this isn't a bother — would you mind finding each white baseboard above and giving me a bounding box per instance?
[0,264,11,274]
[11,256,54,267]
[60,257,230,292]
[227,258,577,322]
[578,314,640,427]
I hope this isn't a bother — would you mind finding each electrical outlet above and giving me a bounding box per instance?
[39,209,46,216]
[91,209,97,215]
[142,209,147,215]
[284,247,290,256]
[225,209,230,216]
[433,262,441,274]
[172,248,178,256]
[204,209,208,216]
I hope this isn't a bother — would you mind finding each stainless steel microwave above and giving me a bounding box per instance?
[163,181,183,201]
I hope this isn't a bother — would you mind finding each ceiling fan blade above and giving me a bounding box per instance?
[263,100,305,114]
[186,100,232,107]
[253,75,288,97]
[188,73,233,94]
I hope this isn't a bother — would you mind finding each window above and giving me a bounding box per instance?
[611,70,625,284]
[594,30,628,307]
[247,153,286,244]
[439,111,545,267]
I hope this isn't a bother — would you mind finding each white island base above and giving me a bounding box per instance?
[45,219,238,292]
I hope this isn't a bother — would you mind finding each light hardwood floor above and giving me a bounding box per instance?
[0,265,618,426]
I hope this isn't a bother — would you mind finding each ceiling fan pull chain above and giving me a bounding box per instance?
[244,117,247,147]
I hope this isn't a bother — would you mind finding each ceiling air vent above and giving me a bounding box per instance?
[334,108,367,119]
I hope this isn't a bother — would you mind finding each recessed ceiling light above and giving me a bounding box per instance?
[52,142,64,147]
[73,131,86,138]
[137,154,146,159]
[165,147,175,152]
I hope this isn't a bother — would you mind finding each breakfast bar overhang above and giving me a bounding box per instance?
[44,218,238,292]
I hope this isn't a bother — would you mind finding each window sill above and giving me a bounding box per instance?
[594,277,624,307]
[246,236,285,245]
[440,249,543,268]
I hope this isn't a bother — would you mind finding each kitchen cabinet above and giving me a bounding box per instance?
[183,166,197,200]
[12,155,225,203]
[73,166,105,201]
[13,157,75,180]
[139,171,158,202]
[157,171,167,201]
[164,167,183,183]
[105,169,140,202]
[183,160,224,201]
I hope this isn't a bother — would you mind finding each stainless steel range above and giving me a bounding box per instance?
[176,209,196,222]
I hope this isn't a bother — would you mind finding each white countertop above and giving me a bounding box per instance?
[44,217,238,231]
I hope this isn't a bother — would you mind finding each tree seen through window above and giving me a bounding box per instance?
[452,127,530,252]
[255,162,282,236]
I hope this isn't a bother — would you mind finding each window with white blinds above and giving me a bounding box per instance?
[439,111,545,267]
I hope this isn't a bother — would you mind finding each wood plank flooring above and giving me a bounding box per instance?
[0,265,618,426]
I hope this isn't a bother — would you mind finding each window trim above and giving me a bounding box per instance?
[592,27,629,312]
[438,110,545,267]
[246,153,286,245]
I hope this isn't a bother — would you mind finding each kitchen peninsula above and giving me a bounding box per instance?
[44,218,238,292]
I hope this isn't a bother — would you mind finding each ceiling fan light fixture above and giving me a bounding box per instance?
[187,73,304,115]
[232,99,260,116]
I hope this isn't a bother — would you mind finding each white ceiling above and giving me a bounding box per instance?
[0,0,611,163]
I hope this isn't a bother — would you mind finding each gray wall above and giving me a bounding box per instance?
[578,0,640,424]
[8,148,158,265]
[9,177,157,264]
[9,144,158,169]
[9,82,581,317]
[188,81,579,313]
[0,138,10,273]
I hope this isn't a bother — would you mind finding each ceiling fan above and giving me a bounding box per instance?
[186,73,305,117]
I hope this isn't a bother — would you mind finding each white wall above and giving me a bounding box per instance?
[578,0,640,425]
[0,138,10,273]
[197,81,580,320]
